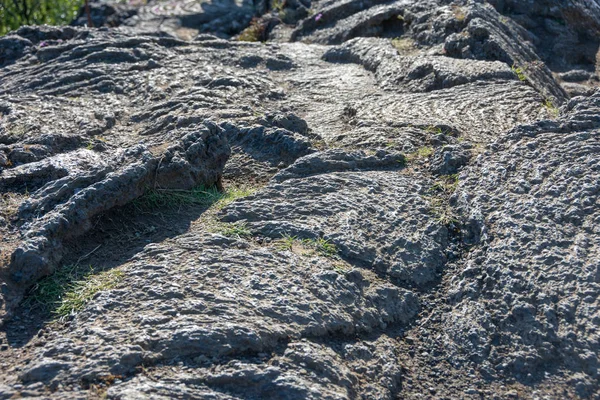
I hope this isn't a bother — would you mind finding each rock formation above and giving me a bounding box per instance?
[0,0,599,398]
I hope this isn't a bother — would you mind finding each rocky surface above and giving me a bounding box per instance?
[0,0,599,398]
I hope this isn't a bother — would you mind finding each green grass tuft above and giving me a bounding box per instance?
[543,99,559,119]
[306,238,337,257]
[406,146,434,162]
[276,234,297,251]
[512,64,527,82]
[428,175,460,225]
[134,185,255,212]
[275,235,338,257]
[25,264,123,318]
[217,221,252,238]
[425,125,444,135]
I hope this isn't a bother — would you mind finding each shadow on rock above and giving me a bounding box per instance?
[1,197,217,349]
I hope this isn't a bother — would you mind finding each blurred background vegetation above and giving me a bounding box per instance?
[0,0,84,35]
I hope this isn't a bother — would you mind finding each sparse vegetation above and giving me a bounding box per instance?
[451,5,466,22]
[276,235,338,257]
[0,192,25,219]
[512,63,527,82]
[333,263,350,274]
[309,238,338,257]
[6,123,27,138]
[428,175,459,225]
[406,146,434,162]
[543,99,559,118]
[237,18,265,42]
[270,0,284,13]
[133,185,255,212]
[276,234,297,251]
[24,264,123,318]
[391,37,416,53]
[216,221,252,238]
[0,0,84,36]
[312,139,329,150]
[425,125,444,135]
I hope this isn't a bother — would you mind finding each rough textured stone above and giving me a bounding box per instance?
[223,150,448,287]
[448,91,600,395]
[0,0,599,398]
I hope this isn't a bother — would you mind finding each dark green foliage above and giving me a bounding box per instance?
[0,0,83,35]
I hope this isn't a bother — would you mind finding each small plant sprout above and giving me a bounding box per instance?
[406,146,434,162]
[219,221,252,238]
[277,234,297,251]
[543,99,559,118]
[512,63,527,82]
[392,37,416,53]
[451,5,466,22]
[275,235,338,257]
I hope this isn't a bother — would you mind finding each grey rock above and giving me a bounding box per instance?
[429,144,471,175]
[19,359,72,383]
[15,234,418,395]
[71,0,256,40]
[0,0,600,398]
[5,121,229,308]
[560,69,594,83]
[0,27,319,320]
[324,37,517,92]
[450,90,600,382]
[223,150,447,287]
[292,0,568,103]
[0,35,33,66]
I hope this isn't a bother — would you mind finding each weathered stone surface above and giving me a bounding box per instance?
[448,91,600,396]
[8,232,418,398]
[291,0,569,102]
[106,336,403,399]
[0,0,599,398]
[0,28,322,321]
[73,0,256,39]
[429,143,471,175]
[223,150,448,287]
